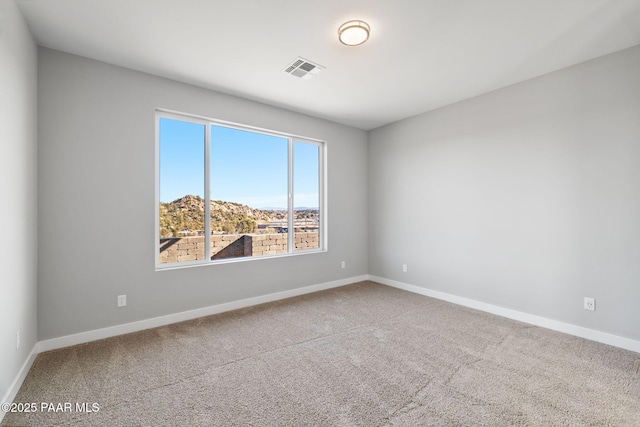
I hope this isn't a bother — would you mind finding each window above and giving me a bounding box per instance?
[156,111,325,268]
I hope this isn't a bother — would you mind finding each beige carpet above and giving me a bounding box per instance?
[3,281,640,426]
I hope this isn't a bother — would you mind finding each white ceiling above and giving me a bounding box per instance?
[17,0,640,130]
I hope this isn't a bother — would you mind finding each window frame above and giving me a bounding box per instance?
[155,109,327,270]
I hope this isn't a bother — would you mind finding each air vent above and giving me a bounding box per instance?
[284,57,325,79]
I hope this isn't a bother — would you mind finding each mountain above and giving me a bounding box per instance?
[160,195,271,238]
[159,195,319,238]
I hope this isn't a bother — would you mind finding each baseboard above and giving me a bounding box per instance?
[17,272,637,422]
[369,275,640,354]
[38,275,369,353]
[0,342,38,424]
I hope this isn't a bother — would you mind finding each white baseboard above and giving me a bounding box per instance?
[3,275,366,421]
[8,272,635,424]
[369,275,640,354]
[0,343,38,424]
[38,275,369,353]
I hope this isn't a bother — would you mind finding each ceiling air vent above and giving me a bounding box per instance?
[284,57,325,79]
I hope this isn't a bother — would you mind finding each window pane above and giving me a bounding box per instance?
[158,117,206,264]
[294,141,320,251]
[210,125,288,260]
[156,111,325,269]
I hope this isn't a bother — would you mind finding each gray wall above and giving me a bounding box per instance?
[21,22,640,350]
[369,45,640,341]
[0,0,38,401]
[38,48,368,340]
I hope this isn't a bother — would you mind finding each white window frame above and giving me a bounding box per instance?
[155,109,327,270]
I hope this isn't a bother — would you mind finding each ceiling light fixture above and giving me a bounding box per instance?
[338,20,370,46]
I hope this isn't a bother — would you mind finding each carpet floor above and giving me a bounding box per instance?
[2,281,640,426]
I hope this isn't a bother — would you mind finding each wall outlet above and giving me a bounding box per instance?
[16,330,20,350]
[117,294,127,307]
[402,264,408,273]
[584,297,595,311]
[341,261,346,269]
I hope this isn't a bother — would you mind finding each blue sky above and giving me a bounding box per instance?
[159,117,319,209]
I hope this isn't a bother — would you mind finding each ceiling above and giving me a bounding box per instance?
[17,0,640,130]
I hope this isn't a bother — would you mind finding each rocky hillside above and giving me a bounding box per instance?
[160,195,319,238]
[160,195,271,238]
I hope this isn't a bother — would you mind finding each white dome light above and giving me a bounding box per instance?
[338,20,370,46]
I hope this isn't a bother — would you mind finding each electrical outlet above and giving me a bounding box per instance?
[402,264,408,273]
[16,330,20,350]
[117,294,127,307]
[341,261,346,269]
[584,297,595,311]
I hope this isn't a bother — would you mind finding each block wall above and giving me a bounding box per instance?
[159,232,319,263]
